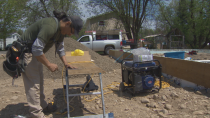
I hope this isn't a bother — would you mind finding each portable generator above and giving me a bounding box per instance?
[120,59,162,95]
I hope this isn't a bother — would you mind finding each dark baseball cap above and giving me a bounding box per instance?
[69,16,83,38]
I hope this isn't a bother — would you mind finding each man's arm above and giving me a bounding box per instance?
[55,41,67,66]
[60,55,68,66]
[60,55,76,69]
[35,54,51,67]
[32,38,58,72]
[55,42,76,69]
[35,54,58,72]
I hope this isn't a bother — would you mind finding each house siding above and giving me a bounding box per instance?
[85,12,128,40]
[0,33,20,49]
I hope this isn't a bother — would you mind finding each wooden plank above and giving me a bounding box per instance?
[123,52,133,60]
[153,56,210,88]
[109,50,115,57]
[67,62,105,75]
[114,50,124,60]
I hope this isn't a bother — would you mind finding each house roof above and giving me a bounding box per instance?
[12,33,20,36]
[86,12,118,22]
[85,12,120,27]
[7,33,20,37]
[144,34,165,39]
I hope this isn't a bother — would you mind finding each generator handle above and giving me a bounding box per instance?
[121,58,133,64]
[153,59,161,66]
[132,59,161,67]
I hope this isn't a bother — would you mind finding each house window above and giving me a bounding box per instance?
[98,21,105,26]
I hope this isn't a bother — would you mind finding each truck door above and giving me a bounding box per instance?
[78,36,92,49]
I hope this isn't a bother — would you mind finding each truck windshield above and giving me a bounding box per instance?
[79,36,90,42]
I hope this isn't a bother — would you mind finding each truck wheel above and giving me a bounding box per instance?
[104,46,114,55]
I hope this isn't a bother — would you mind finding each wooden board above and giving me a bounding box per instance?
[114,50,124,60]
[123,52,133,60]
[153,56,210,88]
[109,50,115,57]
[65,51,91,62]
[67,62,105,75]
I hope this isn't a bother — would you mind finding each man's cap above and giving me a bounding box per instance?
[69,16,83,38]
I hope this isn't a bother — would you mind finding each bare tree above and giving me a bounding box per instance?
[23,0,81,27]
[88,0,151,49]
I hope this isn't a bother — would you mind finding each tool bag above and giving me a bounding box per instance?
[3,17,59,78]
[82,75,98,92]
[3,41,29,78]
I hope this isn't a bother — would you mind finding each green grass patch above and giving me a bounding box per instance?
[96,51,104,55]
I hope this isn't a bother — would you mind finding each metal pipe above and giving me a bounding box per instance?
[68,84,84,87]
[99,73,106,118]
[65,68,70,118]
[68,92,101,97]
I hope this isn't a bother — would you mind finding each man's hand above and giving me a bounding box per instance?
[60,55,77,69]
[65,63,77,69]
[35,54,58,72]
[48,63,58,72]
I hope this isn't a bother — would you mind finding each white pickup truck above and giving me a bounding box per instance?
[77,31,123,54]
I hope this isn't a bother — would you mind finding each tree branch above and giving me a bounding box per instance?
[40,0,50,17]
[157,2,172,27]
[139,0,149,25]
[129,0,134,10]
[25,5,45,18]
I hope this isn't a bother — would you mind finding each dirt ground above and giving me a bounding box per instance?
[0,53,210,118]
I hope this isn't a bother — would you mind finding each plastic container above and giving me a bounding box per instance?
[122,40,126,44]
[133,55,153,62]
[164,51,185,59]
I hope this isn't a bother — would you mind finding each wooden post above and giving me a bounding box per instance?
[170,35,171,49]
[183,36,185,49]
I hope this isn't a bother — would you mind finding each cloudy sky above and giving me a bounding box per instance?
[78,0,93,20]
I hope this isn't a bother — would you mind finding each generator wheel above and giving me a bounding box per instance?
[119,82,125,92]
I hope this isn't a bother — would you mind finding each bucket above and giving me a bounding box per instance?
[122,40,126,44]
[164,51,185,59]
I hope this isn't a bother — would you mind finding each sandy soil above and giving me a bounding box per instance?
[0,53,210,118]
